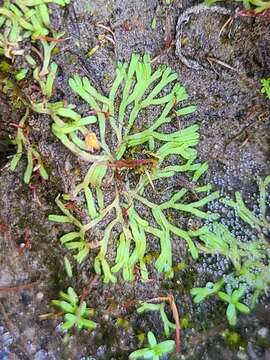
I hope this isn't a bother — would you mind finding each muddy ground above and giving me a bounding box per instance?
[0,0,270,359]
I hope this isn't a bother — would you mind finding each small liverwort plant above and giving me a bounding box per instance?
[52,287,96,332]
[189,223,244,272]
[222,175,270,232]
[191,176,269,325]
[190,278,224,303]
[191,281,251,326]
[129,331,175,360]
[0,1,69,57]
[218,288,250,326]
[45,53,220,283]
[33,61,58,98]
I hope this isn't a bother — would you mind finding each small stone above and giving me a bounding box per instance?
[257,327,270,347]
[36,292,44,301]
[0,349,9,360]
[1,332,13,347]
[34,350,48,360]
[237,350,248,360]
[96,345,107,359]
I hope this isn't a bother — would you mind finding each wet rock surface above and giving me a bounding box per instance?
[0,0,270,359]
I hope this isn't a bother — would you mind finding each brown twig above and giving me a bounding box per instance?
[79,275,99,305]
[96,22,114,37]
[206,58,221,77]
[32,35,69,42]
[145,295,181,354]
[219,16,233,38]
[28,183,44,209]
[206,56,236,72]
[30,45,43,62]
[168,295,180,355]
[239,136,249,149]
[39,311,63,321]
[0,280,39,293]
[110,159,157,169]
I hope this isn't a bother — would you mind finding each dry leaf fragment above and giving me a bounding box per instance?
[85,132,101,151]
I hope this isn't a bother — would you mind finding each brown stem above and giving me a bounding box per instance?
[0,280,39,293]
[79,275,99,305]
[145,294,181,354]
[110,159,156,169]
[168,295,180,354]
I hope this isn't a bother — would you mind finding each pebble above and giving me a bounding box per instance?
[34,350,48,360]
[257,327,270,347]
[36,292,44,301]
[237,350,248,360]
[96,345,107,359]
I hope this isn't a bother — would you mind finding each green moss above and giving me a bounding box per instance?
[180,316,190,329]
[115,317,130,328]
[194,36,201,50]
[103,73,111,81]
[0,60,12,74]
[173,261,187,272]
[181,268,198,291]
[223,329,247,349]
[137,332,146,344]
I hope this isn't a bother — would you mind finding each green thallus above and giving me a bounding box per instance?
[46,53,220,283]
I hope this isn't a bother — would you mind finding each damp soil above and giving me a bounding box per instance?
[0,1,270,359]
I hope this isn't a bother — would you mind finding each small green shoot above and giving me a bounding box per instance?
[137,302,176,337]
[222,176,270,232]
[15,68,28,81]
[0,1,68,57]
[10,108,48,184]
[218,288,250,326]
[34,61,58,98]
[64,256,73,278]
[52,287,96,332]
[48,195,91,263]
[261,78,270,100]
[129,331,175,360]
[189,223,256,272]
[39,33,64,76]
[190,278,224,303]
